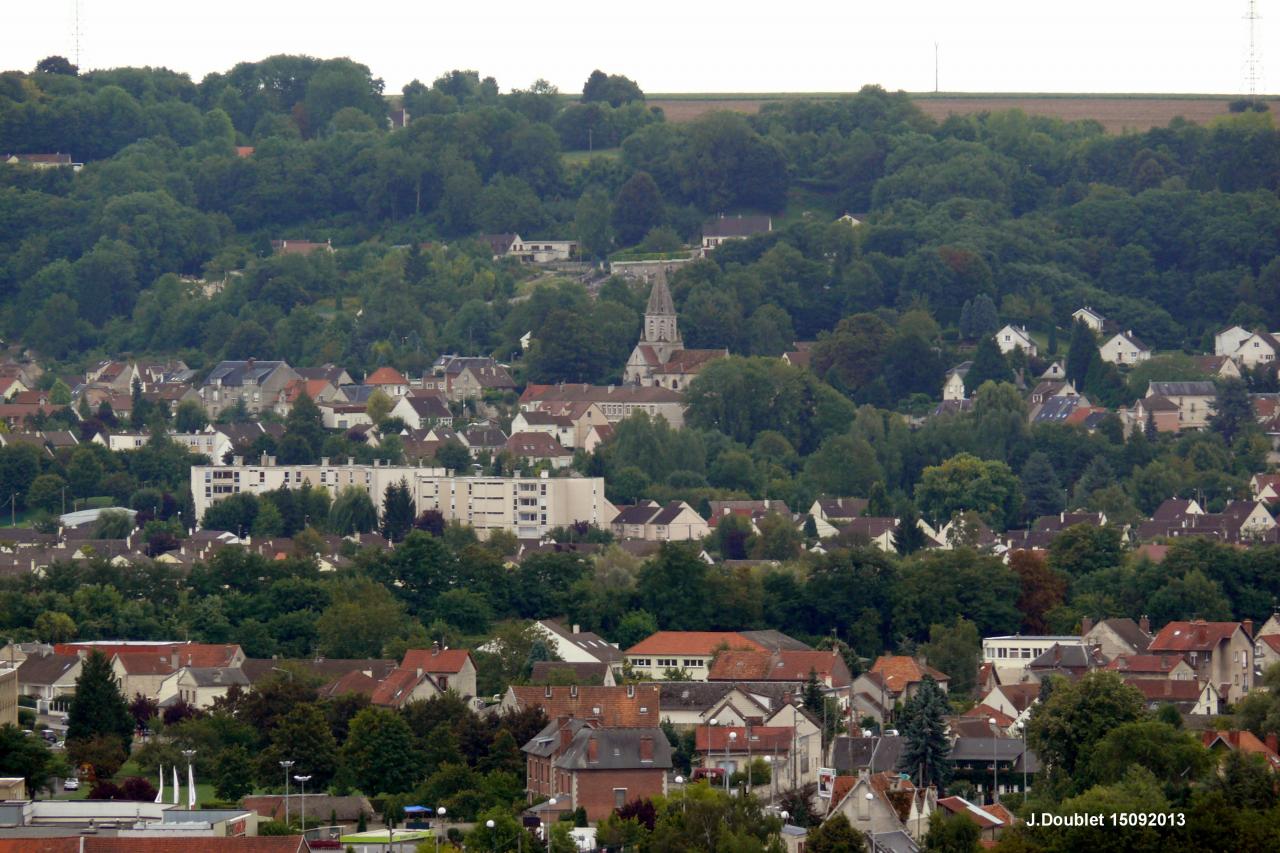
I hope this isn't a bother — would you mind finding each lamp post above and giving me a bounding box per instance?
[705,717,717,775]
[673,776,685,813]
[485,818,522,853]
[435,805,447,853]
[293,775,311,832]
[1019,722,1028,796]
[726,731,737,793]
[181,749,196,809]
[989,717,999,804]
[279,760,294,826]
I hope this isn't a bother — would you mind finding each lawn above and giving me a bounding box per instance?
[561,147,621,166]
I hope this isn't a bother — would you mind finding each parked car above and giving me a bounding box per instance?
[63,778,79,791]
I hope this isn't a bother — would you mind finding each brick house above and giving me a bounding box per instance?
[500,684,660,727]
[522,717,671,820]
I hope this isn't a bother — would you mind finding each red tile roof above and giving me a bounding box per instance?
[1104,654,1188,674]
[366,367,409,386]
[869,655,949,693]
[626,632,769,656]
[1124,678,1205,702]
[1149,620,1245,652]
[56,642,240,668]
[400,647,472,674]
[961,704,1015,727]
[1202,730,1280,769]
[371,667,430,707]
[706,650,850,687]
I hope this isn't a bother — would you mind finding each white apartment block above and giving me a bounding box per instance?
[982,634,1087,681]
[191,459,615,540]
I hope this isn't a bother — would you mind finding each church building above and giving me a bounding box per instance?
[623,271,728,390]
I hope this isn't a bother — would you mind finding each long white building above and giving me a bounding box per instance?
[191,457,615,540]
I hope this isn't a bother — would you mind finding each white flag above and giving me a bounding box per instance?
[154,765,164,804]
[172,766,179,805]
[187,762,196,809]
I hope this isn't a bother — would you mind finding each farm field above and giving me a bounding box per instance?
[648,93,1279,133]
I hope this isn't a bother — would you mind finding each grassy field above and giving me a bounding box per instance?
[561,147,621,165]
[647,92,1280,134]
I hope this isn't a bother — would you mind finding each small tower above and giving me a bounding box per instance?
[624,269,683,385]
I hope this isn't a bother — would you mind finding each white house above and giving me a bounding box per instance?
[943,362,971,401]
[994,325,1037,357]
[1100,331,1152,366]
[1232,332,1280,368]
[1072,307,1107,334]
[1216,325,1253,357]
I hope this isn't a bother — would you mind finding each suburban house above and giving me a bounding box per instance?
[1125,677,1221,715]
[1148,620,1255,703]
[1072,307,1107,334]
[856,656,950,705]
[505,432,574,469]
[837,516,900,552]
[1194,355,1242,380]
[826,769,934,849]
[994,325,1037,357]
[510,410,577,449]
[501,684,661,727]
[1099,331,1152,365]
[533,621,625,670]
[1231,331,1280,368]
[983,635,1087,683]
[270,239,333,255]
[483,233,578,263]
[192,360,299,418]
[701,214,772,253]
[609,501,710,541]
[1146,381,1217,429]
[461,424,508,458]
[4,152,83,171]
[423,356,517,402]
[976,683,1040,727]
[624,632,777,681]
[365,367,411,398]
[1082,617,1152,660]
[522,718,670,821]
[1104,654,1197,681]
[807,497,869,538]
[370,646,477,710]
[694,721,821,789]
[1216,325,1253,357]
[943,362,971,401]
[1131,394,1182,434]
[389,394,454,430]
[161,667,250,709]
[707,649,853,700]
[1202,730,1280,771]
[15,653,81,705]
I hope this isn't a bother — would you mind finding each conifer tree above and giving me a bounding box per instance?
[67,650,134,756]
[897,675,952,790]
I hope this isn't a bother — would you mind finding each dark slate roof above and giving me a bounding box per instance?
[1149,381,1217,397]
[949,737,1037,766]
[184,667,251,687]
[831,735,905,774]
[1033,395,1083,423]
[16,653,79,685]
[1095,618,1152,653]
[205,360,288,387]
[658,682,735,710]
[556,725,673,770]
[530,661,612,685]
[738,630,813,652]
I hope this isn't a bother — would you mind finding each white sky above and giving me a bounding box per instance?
[0,1,1268,95]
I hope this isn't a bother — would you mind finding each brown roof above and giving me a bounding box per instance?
[506,684,660,727]
[521,383,684,406]
[56,642,240,667]
[16,654,79,685]
[319,669,379,699]
[1149,620,1245,652]
[401,647,472,674]
[366,366,409,386]
[869,656,949,693]
[1125,678,1205,702]
[530,661,613,685]
[707,650,850,687]
[695,725,794,752]
[1105,654,1187,674]
[506,432,572,458]
[653,349,727,375]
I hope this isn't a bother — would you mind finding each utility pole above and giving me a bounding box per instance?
[934,42,939,93]
[1245,0,1264,96]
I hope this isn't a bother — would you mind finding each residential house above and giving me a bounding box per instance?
[1216,325,1254,358]
[1100,331,1152,365]
[1254,613,1280,674]
[4,152,83,170]
[858,656,950,705]
[502,684,661,727]
[1082,616,1152,660]
[1105,654,1197,681]
[534,621,625,669]
[1041,361,1067,380]
[193,360,299,418]
[836,517,900,552]
[701,214,772,253]
[994,325,1037,357]
[162,666,250,708]
[425,356,517,402]
[0,665,16,728]
[530,662,617,686]
[505,432,574,469]
[808,497,869,538]
[976,684,1041,727]
[1194,355,1242,380]
[1250,474,1280,503]
[826,769,932,849]
[522,383,687,428]
[1026,643,1106,681]
[389,395,454,431]
[609,500,709,541]
[1147,381,1217,429]
[522,718,671,821]
[1125,677,1221,715]
[831,736,905,777]
[371,646,477,709]
[1072,307,1108,334]
[1148,620,1255,703]
[15,653,81,705]
[1231,331,1280,368]
[943,363,970,401]
[318,402,372,431]
[934,796,1011,843]
[707,649,852,700]
[510,410,577,449]
[295,364,355,387]
[273,377,340,416]
[695,721,820,789]
[983,635,1087,683]
[1202,730,1280,771]
[461,424,508,458]
[624,632,774,681]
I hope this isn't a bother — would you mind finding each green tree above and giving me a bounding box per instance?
[328,487,378,535]
[0,724,61,795]
[34,611,77,643]
[923,811,981,853]
[213,745,255,801]
[1027,672,1144,788]
[283,393,325,462]
[340,707,419,795]
[812,313,893,395]
[611,171,665,247]
[67,650,134,757]
[574,188,614,259]
[915,453,1022,530]
[365,389,394,426]
[174,400,208,433]
[380,478,414,543]
[433,441,471,473]
[806,812,866,853]
[1020,451,1065,520]
[964,336,1014,394]
[1209,378,1254,446]
[897,675,952,790]
[920,618,981,696]
[1088,720,1212,789]
[26,473,67,513]
[259,703,339,789]
[316,579,407,658]
[1065,319,1097,385]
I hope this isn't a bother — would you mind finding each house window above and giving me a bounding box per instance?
[614,788,627,809]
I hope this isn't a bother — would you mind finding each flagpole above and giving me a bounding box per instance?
[154,765,164,804]
[184,750,197,809]
[172,766,179,805]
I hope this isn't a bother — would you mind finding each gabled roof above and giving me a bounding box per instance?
[401,647,472,674]
[1149,620,1245,652]
[204,360,290,387]
[695,725,795,752]
[1124,677,1206,703]
[538,620,625,664]
[366,366,409,386]
[319,669,380,699]
[830,735,904,774]
[506,432,572,458]
[402,395,452,418]
[1148,381,1217,397]
[936,796,1006,829]
[507,684,660,727]
[182,666,250,687]
[16,653,79,685]
[1090,618,1152,652]
[530,661,613,685]
[1202,730,1280,769]
[869,656,948,693]
[707,649,850,686]
[626,631,768,656]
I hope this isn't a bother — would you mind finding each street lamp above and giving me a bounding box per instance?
[181,749,196,810]
[726,731,738,793]
[705,717,717,774]
[485,818,523,853]
[1019,722,1028,796]
[673,776,685,814]
[293,775,311,831]
[988,718,999,804]
[435,805,447,853]
[279,760,294,826]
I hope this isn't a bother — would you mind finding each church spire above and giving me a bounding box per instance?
[645,268,676,316]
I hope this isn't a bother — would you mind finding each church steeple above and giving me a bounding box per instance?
[642,269,680,346]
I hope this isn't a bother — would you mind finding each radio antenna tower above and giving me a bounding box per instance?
[1245,0,1263,95]
[72,0,82,69]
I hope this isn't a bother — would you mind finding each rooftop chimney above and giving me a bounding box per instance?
[560,725,574,751]
[432,641,440,656]
[572,624,580,635]
[1244,618,1254,637]
[639,736,654,761]
[1081,617,1094,636]
[1139,615,1151,635]
[587,737,599,763]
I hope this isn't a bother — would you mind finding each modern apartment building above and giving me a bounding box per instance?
[191,459,614,540]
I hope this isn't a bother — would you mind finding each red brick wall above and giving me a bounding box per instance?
[573,769,666,821]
